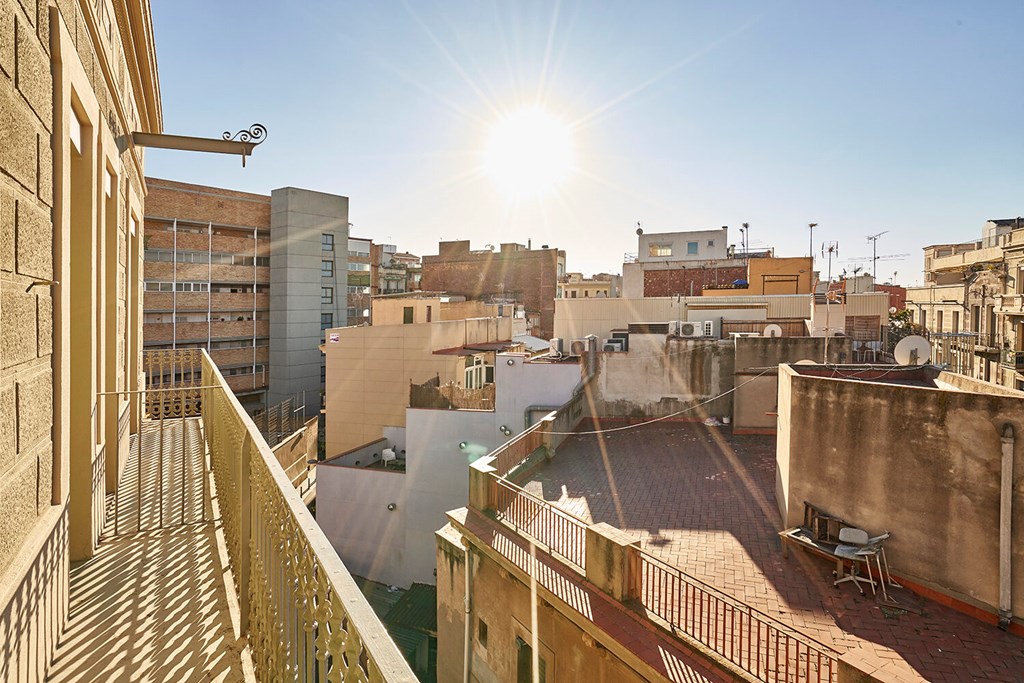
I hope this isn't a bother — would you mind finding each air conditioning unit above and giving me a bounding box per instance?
[549,338,564,356]
[677,321,704,338]
[569,339,588,356]
[611,330,629,351]
[603,338,624,352]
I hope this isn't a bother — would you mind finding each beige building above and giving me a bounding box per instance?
[323,316,525,455]
[557,271,621,299]
[907,219,1024,389]
[370,293,521,326]
[1,0,160,675]
[703,256,814,296]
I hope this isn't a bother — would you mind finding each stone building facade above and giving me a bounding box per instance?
[0,0,161,678]
[907,219,1024,389]
[420,240,565,338]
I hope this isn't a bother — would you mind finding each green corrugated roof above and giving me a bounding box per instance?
[351,575,405,621]
[384,583,437,635]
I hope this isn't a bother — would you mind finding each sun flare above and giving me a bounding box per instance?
[483,108,574,198]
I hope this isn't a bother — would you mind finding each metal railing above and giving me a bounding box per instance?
[489,421,548,477]
[199,351,416,682]
[491,477,587,569]
[638,552,837,683]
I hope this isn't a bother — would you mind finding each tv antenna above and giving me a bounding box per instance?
[822,241,839,363]
[866,231,890,284]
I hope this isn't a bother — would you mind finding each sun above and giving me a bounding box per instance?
[483,108,574,198]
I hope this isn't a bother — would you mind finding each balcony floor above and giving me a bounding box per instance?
[47,419,254,682]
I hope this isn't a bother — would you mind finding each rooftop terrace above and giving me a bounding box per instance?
[521,422,1024,682]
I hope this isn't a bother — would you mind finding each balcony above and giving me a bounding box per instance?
[1001,348,1024,370]
[46,350,415,682]
[408,376,495,410]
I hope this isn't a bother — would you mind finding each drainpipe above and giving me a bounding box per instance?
[999,423,1015,629]
[463,538,473,683]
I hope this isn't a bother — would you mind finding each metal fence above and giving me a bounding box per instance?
[491,477,587,569]
[639,552,837,683]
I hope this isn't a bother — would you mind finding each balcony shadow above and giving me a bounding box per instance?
[46,418,251,682]
[522,422,1024,682]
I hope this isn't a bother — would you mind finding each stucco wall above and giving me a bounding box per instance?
[323,316,517,456]
[732,337,854,431]
[776,365,1024,618]
[591,336,735,419]
[318,354,578,587]
[436,521,665,683]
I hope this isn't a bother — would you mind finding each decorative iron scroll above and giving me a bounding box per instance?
[222,123,268,145]
[143,349,203,419]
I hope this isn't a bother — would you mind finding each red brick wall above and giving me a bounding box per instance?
[144,178,271,229]
[643,266,747,297]
[421,244,560,337]
[873,284,907,311]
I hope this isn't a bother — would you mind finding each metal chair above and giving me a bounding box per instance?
[833,527,878,595]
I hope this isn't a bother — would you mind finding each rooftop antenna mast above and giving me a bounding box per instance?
[823,241,839,363]
[866,231,890,286]
[808,223,818,267]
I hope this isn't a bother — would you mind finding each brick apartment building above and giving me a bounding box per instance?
[143,179,272,411]
[421,240,565,338]
[143,180,352,412]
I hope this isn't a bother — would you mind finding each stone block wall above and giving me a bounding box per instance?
[0,0,56,576]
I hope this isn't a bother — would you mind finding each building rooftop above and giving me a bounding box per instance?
[521,422,1024,682]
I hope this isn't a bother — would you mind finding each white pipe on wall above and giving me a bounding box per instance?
[999,423,1015,629]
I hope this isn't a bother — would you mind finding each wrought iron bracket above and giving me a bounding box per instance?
[130,123,267,167]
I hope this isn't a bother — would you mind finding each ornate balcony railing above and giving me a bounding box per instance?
[199,350,416,682]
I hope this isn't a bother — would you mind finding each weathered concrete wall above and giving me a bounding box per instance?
[733,337,853,431]
[591,336,735,419]
[436,518,681,683]
[777,365,1024,620]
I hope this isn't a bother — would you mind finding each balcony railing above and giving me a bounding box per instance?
[1001,348,1024,370]
[196,350,416,682]
[468,386,840,683]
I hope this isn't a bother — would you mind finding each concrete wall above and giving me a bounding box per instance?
[269,187,349,406]
[732,337,853,432]
[318,354,578,587]
[1,0,159,678]
[436,521,664,683]
[776,365,1024,621]
[554,295,812,342]
[370,297,501,326]
[590,336,735,419]
[704,257,814,296]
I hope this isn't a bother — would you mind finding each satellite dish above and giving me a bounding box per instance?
[763,324,783,338]
[889,307,897,314]
[894,335,931,365]
[636,227,643,236]
[795,359,816,365]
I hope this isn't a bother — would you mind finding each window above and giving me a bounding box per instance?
[348,262,370,271]
[321,313,333,330]
[403,307,414,324]
[465,354,493,389]
[571,290,577,298]
[426,305,432,322]
[322,234,334,251]
[708,240,715,247]
[649,244,672,257]
[952,310,960,333]
[687,241,698,255]
[322,260,333,277]
[478,619,488,648]
[936,310,943,332]
[516,637,546,683]
[321,287,333,304]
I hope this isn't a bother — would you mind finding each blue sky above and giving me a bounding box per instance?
[147,1,1024,284]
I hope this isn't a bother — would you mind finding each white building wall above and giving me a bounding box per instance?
[637,228,730,263]
[316,353,579,587]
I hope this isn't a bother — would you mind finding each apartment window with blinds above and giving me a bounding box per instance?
[649,244,672,257]
[321,313,333,330]
[321,287,333,304]
[322,234,334,251]
[322,260,333,277]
